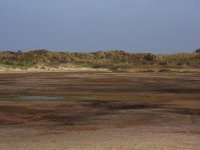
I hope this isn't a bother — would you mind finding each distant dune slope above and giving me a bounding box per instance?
[0,49,199,72]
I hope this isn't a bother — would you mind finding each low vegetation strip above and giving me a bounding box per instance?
[0,49,200,72]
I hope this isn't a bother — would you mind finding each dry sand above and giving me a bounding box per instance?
[1,64,200,73]
[1,125,200,150]
[0,65,111,73]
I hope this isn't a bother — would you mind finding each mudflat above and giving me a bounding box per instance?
[0,72,200,150]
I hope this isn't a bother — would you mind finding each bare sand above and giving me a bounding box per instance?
[0,72,200,150]
[1,125,200,150]
[1,64,200,73]
[0,65,111,73]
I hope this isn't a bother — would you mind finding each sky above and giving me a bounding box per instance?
[0,0,200,53]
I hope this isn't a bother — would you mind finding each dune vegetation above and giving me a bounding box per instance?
[0,49,200,72]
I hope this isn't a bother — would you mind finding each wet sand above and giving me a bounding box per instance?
[0,72,200,150]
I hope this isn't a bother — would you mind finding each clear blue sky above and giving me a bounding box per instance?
[0,0,200,53]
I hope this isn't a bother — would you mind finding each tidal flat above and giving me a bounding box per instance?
[0,72,200,150]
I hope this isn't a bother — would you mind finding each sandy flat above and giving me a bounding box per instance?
[0,72,200,150]
[1,125,200,150]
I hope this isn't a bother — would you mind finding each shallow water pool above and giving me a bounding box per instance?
[21,96,63,100]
